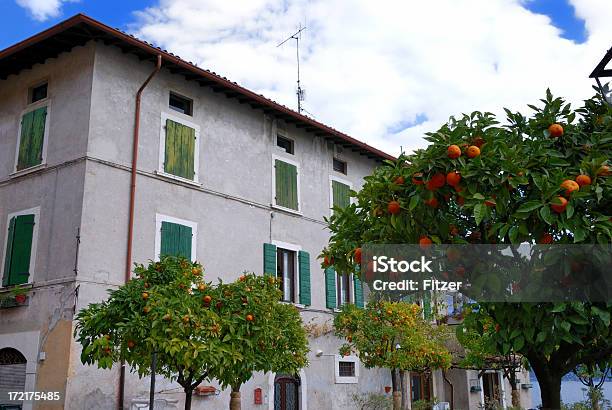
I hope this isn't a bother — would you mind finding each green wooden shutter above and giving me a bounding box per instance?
[423,292,432,321]
[332,180,351,210]
[2,217,16,287]
[353,275,364,308]
[4,215,35,286]
[275,160,298,210]
[325,267,336,309]
[164,119,196,180]
[263,243,277,276]
[298,250,311,306]
[17,107,46,171]
[160,221,192,259]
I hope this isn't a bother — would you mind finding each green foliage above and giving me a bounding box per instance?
[351,392,393,410]
[334,301,451,372]
[321,91,612,409]
[75,256,309,398]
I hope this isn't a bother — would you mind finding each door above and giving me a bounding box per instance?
[0,348,26,409]
[482,372,502,408]
[411,372,432,403]
[274,374,299,410]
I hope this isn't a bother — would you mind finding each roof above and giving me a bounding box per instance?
[589,46,612,79]
[0,13,394,162]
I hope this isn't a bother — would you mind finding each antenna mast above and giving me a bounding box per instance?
[278,25,306,113]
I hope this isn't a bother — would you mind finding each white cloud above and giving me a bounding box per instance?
[132,0,612,156]
[16,0,77,22]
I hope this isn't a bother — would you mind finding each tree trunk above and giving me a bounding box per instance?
[230,385,241,410]
[184,389,193,410]
[399,370,407,410]
[532,365,562,410]
[391,368,401,410]
[508,372,521,408]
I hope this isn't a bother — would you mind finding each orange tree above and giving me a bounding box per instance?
[322,91,612,410]
[334,300,451,410]
[203,274,309,410]
[75,258,309,410]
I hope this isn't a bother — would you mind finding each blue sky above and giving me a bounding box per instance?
[0,0,588,51]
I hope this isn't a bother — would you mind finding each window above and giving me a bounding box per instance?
[331,179,351,211]
[263,243,311,306]
[169,92,193,116]
[334,355,359,383]
[2,209,38,287]
[0,348,27,407]
[29,82,48,104]
[155,214,197,261]
[15,105,48,172]
[411,373,432,402]
[333,158,347,174]
[338,361,355,377]
[276,135,294,154]
[159,113,200,182]
[336,272,351,306]
[274,158,299,211]
[325,268,364,309]
[277,248,296,303]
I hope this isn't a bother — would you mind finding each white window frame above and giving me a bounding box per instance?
[272,240,302,306]
[158,111,201,185]
[335,272,354,309]
[13,99,51,175]
[154,214,198,262]
[329,175,353,216]
[271,154,301,214]
[275,132,295,155]
[1,207,40,288]
[334,354,359,384]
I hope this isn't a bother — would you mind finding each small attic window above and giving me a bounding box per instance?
[29,82,48,103]
[333,158,347,174]
[169,92,193,116]
[277,135,294,154]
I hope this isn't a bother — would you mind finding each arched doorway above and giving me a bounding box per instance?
[0,348,27,409]
[274,374,300,410]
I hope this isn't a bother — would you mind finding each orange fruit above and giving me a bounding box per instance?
[446,171,461,187]
[246,314,254,322]
[575,175,591,187]
[411,172,424,185]
[388,200,401,215]
[548,123,564,138]
[597,165,610,176]
[127,340,135,349]
[323,255,334,266]
[466,146,480,158]
[419,236,433,249]
[473,136,485,148]
[198,283,207,291]
[239,275,246,281]
[550,196,568,214]
[354,247,362,264]
[539,233,553,244]
[560,179,579,196]
[394,176,405,185]
[424,197,439,208]
[143,306,151,314]
[426,173,446,191]
[203,295,212,304]
[142,292,149,300]
[182,315,190,323]
[163,313,171,321]
[447,145,462,159]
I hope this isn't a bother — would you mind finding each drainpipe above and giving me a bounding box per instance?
[119,54,162,410]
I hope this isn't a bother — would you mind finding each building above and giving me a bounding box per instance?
[0,14,531,410]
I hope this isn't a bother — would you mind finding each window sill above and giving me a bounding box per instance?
[271,204,302,216]
[280,301,305,309]
[334,377,358,384]
[10,163,47,178]
[0,283,33,294]
[155,170,202,187]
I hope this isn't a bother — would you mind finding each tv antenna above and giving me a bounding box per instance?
[277,24,306,114]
